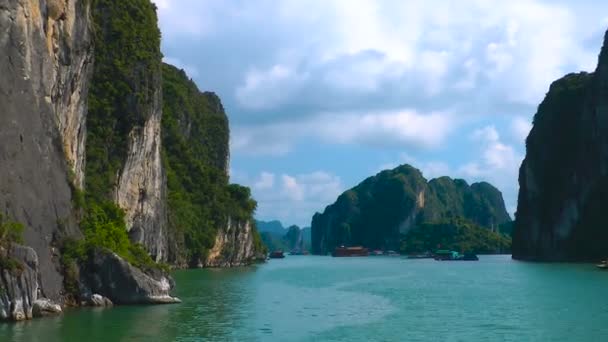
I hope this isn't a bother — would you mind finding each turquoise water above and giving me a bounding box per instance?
[2,255,608,341]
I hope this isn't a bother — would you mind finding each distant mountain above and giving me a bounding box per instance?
[256,220,312,252]
[256,220,287,235]
[311,164,512,255]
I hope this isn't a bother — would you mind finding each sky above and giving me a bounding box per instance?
[152,0,608,227]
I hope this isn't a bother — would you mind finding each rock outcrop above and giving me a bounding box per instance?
[0,0,91,304]
[312,165,511,254]
[80,249,180,305]
[513,30,608,261]
[32,298,62,317]
[0,245,39,321]
[86,294,113,307]
[205,219,257,267]
[0,245,62,321]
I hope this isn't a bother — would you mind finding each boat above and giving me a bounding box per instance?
[386,250,400,256]
[370,250,384,256]
[596,260,608,269]
[332,246,369,257]
[269,250,285,259]
[289,249,309,255]
[434,250,460,261]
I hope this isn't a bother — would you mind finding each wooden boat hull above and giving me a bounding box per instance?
[332,247,369,257]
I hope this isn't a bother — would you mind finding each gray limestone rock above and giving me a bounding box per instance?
[81,249,180,305]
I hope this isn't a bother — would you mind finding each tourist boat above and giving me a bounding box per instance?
[596,260,608,269]
[386,250,399,256]
[434,250,460,261]
[332,246,369,257]
[289,249,309,255]
[269,250,285,259]
[370,250,384,256]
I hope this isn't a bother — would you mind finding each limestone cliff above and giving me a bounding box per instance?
[205,219,257,267]
[0,0,92,303]
[115,87,167,262]
[513,29,608,261]
[86,0,168,261]
[162,64,262,267]
[0,0,260,321]
[311,165,511,254]
[0,245,40,321]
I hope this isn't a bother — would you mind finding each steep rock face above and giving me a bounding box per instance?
[115,97,167,262]
[162,64,261,266]
[0,245,39,321]
[0,0,92,302]
[312,165,511,254]
[513,31,608,261]
[205,219,256,267]
[86,0,167,261]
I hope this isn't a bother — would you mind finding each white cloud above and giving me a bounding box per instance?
[235,170,344,227]
[458,125,524,216]
[472,126,500,143]
[236,65,308,110]
[281,175,304,201]
[232,109,454,156]
[162,56,200,78]
[253,172,275,190]
[157,0,601,117]
[511,116,533,143]
[378,154,451,180]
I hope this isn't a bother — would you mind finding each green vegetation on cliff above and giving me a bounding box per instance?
[401,218,511,254]
[162,64,259,264]
[0,214,24,246]
[312,164,511,254]
[86,0,162,201]
[0,214,25,274]
[73,0,163,269]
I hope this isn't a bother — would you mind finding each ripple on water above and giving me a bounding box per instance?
[252,281,395,339]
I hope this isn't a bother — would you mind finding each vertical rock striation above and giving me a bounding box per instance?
[0,0,92,302]
[205,219,256,267]
[115,95,167,262]
[86,0,167,262]
[0,245,39,321]
[513,29,608,261]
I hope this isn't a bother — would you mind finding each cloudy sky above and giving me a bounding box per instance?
[153,0,608,227]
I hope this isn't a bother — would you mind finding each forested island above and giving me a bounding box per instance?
[312,165,512,255]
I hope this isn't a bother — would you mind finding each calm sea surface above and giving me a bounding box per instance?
[1,255,608,341]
